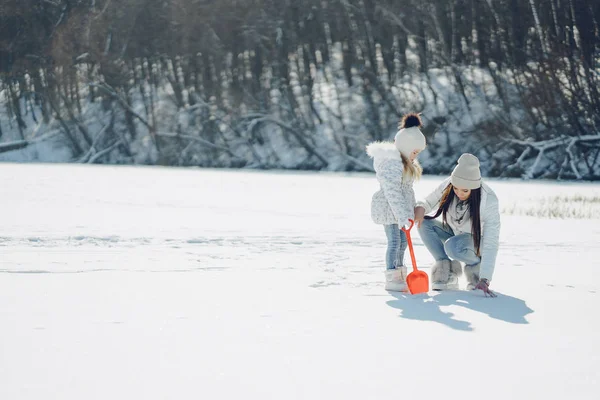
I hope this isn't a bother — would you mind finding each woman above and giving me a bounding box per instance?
[414,154,500,297]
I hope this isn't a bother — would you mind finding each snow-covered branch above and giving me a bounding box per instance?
[88,140,122,164]
[156,132,244,160]
[0,140,29,154]
[506,135,600,179]
[242,114,330,167]
[77,123,110,163]
[90,82,157,144]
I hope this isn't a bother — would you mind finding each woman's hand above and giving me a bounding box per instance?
[414,206,425,227]
[474,279,497,297]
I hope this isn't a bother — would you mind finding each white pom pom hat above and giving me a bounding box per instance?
[394,127,426,158]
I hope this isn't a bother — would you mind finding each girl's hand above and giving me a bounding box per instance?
[414,206,425,227]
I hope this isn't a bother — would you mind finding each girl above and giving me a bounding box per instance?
[366,113,427,291]
[414,153,500,297]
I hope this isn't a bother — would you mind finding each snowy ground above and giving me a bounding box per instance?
[1,164,599,399]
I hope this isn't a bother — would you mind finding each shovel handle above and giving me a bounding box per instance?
[402,219,419,273]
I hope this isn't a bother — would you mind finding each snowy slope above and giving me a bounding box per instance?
[0,164,599,399]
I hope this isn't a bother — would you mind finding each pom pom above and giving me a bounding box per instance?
[401,113,422,129]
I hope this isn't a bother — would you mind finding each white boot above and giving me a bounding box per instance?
[464,263,480,290]
[385,267,407,292]
[431,260,450,291]
[446,260,462,290]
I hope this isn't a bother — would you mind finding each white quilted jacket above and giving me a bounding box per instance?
[366,142,416,227]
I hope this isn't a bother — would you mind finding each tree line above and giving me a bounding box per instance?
[1,0,599,178]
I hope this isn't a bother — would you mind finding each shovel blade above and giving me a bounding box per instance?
[407,270,429,294]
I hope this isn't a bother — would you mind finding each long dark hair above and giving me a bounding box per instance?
[425,184,482,256]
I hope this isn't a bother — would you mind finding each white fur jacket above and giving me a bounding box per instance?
[366,142,416,227]
[416,177,501,281]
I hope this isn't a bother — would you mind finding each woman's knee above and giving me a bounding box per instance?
[417,218,435,233]
[444,235,473,260]
[443,240,456,259]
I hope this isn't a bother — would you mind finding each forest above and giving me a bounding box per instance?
[1,0,599,179]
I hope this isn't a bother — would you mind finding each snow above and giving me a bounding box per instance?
[1,163,599,399]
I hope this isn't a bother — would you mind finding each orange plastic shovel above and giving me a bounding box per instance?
[402,219,429,294]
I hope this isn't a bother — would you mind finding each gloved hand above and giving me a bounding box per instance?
[474,278,497,298]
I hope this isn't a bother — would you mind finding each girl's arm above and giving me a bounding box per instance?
[376,159,411,227]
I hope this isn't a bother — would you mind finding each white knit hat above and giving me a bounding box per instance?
[394,127,426,158]
[451,153,482,189]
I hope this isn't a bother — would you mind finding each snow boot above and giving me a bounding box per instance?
[385,266,407,292]
[431,260,450,291]
[465,263,480,290]
[446,260,462,290]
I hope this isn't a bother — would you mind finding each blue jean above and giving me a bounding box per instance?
[384,224,407,270]
[417,219,480,266]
